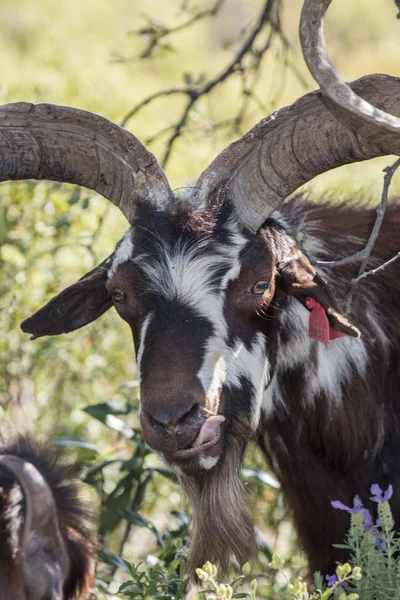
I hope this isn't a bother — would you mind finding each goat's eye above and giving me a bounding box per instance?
[111,288,126,302]
[251,281,269,295]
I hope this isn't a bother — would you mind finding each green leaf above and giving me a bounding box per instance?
[242,468,280,489]
[313,571,324,590]
[54,437,99,452]
[83,400,138,417]
[120,509,164,547]
[99,549,131,574]
[100,474,135,534]
[83,404,134,437]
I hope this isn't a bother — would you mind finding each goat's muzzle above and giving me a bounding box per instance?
[140,403,225,475]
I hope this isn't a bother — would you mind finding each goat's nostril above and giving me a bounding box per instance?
[146,402,201,432]
[179,402,200,426]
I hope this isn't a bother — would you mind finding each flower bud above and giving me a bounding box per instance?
[349,512,364,538]
[242,562,251,575]
[378,501,394,530]
[195,568,209,582]
[203,561,217,576]
[352,566,362,580]
[336,563,351,579]
[269,551,285,570]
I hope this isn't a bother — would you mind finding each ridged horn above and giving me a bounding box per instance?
[196,1,400,233]
[0,103,173,222]
[300,0,400,133]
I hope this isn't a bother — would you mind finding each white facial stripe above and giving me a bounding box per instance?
[108,232,134,278]
[197,354,227,413]
[136,313,153,382]
[197,331,270,431]
[135,217,248,342]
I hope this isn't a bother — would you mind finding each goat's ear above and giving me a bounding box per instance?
[21,263,112,339]
[278,251,360,338]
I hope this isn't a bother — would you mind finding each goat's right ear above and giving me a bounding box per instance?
[21,262,112,339]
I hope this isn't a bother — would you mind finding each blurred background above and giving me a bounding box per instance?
[0,0,399,596]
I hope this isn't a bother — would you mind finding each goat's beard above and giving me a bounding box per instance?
[180,424,257,576]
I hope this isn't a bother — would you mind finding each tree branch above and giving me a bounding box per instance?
[131,0,226,59]
[317,158,400,270]
[316,158,400,314]
[120,0,284,168]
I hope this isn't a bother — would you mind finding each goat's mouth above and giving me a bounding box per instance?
[163,415,225,474]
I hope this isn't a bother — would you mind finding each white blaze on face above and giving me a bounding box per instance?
[197,348,228,413]
[134,217,248,340]
[108,232,134,278]
[136,312,153,383]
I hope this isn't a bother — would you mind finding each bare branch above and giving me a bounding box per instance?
[317,158,400,270]
[355,252,400,282]
[131,0,226,60]
[316,158,400,315]
[120,0,284,168]
[356,159,400,274]
[120,88,193,128]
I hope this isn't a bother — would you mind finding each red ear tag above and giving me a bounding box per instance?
[306,297,330,343]
[305,297,346,343]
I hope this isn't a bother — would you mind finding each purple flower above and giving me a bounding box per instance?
[325,574,338,587]
[375,537,387,550]
[370,484,393,503]
[325,574,348,588]
[331,495,363,513]
[331,496,373,531]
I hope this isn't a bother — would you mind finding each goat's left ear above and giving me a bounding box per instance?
[278,251,361,338]
[21,261,112,339]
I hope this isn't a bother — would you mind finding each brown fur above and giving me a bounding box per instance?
[182,435,257,576]
[257,197,400,574]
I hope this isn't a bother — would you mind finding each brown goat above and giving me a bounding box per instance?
[2,0,400,577]
[0,428,96,599]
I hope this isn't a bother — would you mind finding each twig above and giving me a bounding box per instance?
[120,88,192,128]
[120,0,284,168]
[162,0,279,167]
[317,158,400,270]
[355,252,400,282]
[316,158,400,314]
[130,0,226,60]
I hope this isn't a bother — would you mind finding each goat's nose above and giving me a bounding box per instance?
[146,401,201,434]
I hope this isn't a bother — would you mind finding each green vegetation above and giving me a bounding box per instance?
[1,0,400,597]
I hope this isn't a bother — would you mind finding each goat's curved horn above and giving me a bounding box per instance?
[0,455,65,550]
[196,0,400,233]
[300,0,400,133]
[0,103,173,222]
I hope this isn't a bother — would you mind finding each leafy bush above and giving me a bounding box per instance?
[109,477,400,600]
